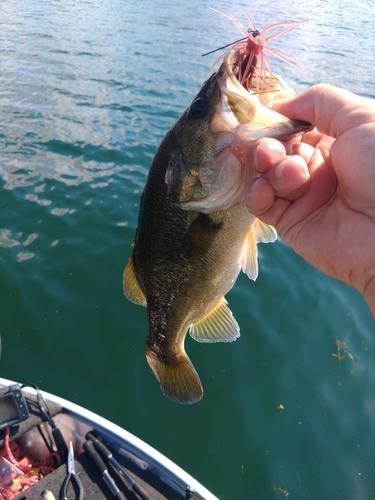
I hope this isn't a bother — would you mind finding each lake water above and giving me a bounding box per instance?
[1,0,375,498]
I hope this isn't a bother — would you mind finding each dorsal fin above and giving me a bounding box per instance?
[123,252,147,306]
[241,219,277,281]
[189,297,240,343]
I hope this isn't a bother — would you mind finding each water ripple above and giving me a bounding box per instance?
[1,2,375,499]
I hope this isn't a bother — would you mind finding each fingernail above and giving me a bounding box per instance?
[247,177,261,195]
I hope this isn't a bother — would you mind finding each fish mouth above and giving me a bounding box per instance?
[210,48,314,143]
[225,48,260,94]
[210,48,314,153]
[170,48,313,214]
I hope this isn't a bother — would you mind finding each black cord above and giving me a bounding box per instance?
[21,382,68,464]
[21,383,54,426]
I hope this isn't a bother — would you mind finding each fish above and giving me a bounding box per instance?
[123,12,312,404]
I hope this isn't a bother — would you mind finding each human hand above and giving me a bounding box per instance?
[245,84,375,318]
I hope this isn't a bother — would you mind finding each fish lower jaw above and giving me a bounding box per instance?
[179,189,245,214]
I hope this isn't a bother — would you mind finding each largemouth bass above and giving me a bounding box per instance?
[124,19,312,404]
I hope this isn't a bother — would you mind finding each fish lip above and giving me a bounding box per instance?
[279,119,314,138]
[223,51,242,91]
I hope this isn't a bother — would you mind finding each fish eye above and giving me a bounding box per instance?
[190,97,208,119]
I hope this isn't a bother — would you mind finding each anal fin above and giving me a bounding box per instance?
[189,297,240,343]
[123,252,147,306]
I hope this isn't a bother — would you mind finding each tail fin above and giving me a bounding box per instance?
[146,347,203,404]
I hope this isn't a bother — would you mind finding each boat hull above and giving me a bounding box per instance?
[0,377,218,500]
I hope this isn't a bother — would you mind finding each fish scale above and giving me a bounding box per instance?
[123,47,312,404]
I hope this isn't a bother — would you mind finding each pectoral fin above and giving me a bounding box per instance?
[189,297,240,343]
[123,252,147,306]
[241,219,277,280]
[182,213,223,259]
[254,219,277,244]
[241,225,258,281]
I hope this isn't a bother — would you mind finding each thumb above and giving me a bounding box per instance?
[271,84,370,139]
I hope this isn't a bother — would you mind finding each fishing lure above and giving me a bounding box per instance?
[207,8,309,92]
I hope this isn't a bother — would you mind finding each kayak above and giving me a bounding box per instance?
[0,377,218,500]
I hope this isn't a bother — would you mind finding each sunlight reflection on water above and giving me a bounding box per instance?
[1,1,375,499]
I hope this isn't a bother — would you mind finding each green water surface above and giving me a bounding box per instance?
[1,1,375,498]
